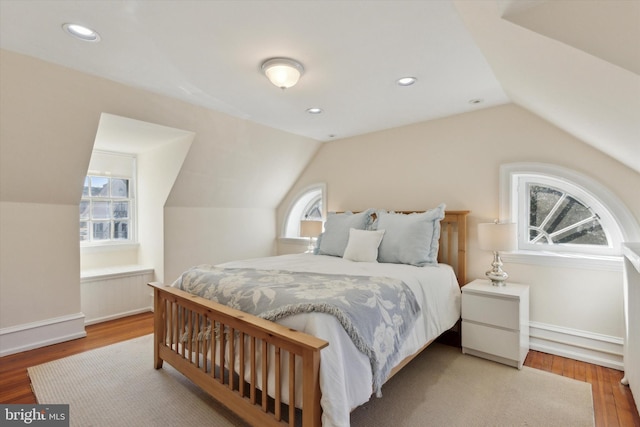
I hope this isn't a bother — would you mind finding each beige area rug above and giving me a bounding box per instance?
[28,335,594,427]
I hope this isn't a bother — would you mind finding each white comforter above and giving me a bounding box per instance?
[218,253,461,427]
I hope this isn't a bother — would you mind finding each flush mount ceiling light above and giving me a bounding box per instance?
[306,107,323,114]
[396,77,417,86]
[62,23,101,42]
[261,58,304,89]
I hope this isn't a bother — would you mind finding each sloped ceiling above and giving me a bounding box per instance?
[0,0,509,143]
[454,0,640,173]
[0,0,638,173]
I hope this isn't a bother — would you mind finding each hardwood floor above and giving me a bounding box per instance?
[524,348,640,427]
[0,312,153,404]
[1,312,639,426]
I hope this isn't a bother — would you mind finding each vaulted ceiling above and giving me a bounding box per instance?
[1,0,638,172]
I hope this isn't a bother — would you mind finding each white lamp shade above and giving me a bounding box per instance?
[262,58,304,89]
[300,220,323,238]
[478,222,516,252]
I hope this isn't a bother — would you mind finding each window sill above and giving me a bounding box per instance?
[80,242,139,254]
[501,251,623,272]
[279,237,314,245]
[81,265,153,283]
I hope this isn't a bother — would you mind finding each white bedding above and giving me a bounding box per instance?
[218,253,461,427]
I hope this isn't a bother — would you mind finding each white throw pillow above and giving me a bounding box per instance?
[343,228,386,262]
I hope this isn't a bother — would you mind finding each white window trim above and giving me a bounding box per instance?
[281,183,326,240]
[499,162,640,271]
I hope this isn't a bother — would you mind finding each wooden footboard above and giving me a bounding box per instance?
[149,282,329,427]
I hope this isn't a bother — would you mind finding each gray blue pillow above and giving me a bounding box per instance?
[376,204,446,266]
[317,209,375,257]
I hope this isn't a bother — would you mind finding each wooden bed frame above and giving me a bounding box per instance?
[149,210,468,427]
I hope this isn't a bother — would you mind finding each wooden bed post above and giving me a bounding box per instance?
[152,284,164,369]
[302,348,323,427]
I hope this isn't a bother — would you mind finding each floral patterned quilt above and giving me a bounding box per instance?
[172,265,421,395]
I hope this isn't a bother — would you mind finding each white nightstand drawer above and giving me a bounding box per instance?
[462,321,520,361]
[462,292,519,330]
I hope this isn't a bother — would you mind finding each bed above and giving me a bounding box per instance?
[149,208,468,427]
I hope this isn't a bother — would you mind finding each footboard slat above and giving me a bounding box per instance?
[239,331,246,398]
[275,347,281,421]
[250,336,257,405]
[229,327,236,391]
[150,282,328,427]
[289,355,295,427]
[262,339,268,412]
[219,320,226,384]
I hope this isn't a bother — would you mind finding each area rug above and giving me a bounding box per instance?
[28,335,594,427]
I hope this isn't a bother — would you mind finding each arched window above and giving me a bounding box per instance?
[500,163,639,264]
[283,183,326,238]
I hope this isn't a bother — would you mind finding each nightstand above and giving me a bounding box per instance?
[461,279,529,369]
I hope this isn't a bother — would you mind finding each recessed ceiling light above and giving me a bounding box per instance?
[62,23,101,42]
[306,107,323,114]
[396,77,417,86]
[469,98,484,105]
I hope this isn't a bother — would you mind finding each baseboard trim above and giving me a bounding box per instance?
[84,307,153,326]
[0,313,86,357]
[529,321,623,370]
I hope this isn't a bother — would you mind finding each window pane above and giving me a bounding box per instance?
[529,185,562,235]
[303,198,323,220]
[92,201,111,220]
[90,176,110,197]
[111,178,129,198]
[82,177,89,197]
[114,221,128,240]
[112,201,129,219]
[93,222,111,240]
[80,221,89,241]
[528,184,607,246]
[79,200,90,220]
[555,219,607,245]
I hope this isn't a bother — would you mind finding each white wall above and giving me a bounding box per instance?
[164,207,277,283]
[0,202,81,326]
[278,103,640,368]
[0,49,319,354]
[137,134,193,284]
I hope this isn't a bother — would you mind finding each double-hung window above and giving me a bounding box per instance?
[80,151,136,245]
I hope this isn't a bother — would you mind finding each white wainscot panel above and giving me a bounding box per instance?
[81,266,154,325]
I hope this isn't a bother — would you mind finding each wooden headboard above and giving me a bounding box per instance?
[384,210,468,287]
[440,210,469,287]
[340,210,469,287]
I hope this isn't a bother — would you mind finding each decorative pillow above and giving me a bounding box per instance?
[317,209,375,257]
[343,228,386,262]
[376,203,446,266]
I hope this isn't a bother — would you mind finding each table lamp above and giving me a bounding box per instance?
[478,221,516,286]
[300,220,323,253]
